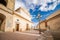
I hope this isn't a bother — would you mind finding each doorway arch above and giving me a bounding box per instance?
[26,24,29,30]
[0,13,6,31]
[16,24,19,31]
[0,0,7,6]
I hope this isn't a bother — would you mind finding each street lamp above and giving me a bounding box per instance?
[36,13,41,34]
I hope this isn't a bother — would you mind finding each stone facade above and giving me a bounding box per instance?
[46,10,60,31]
[37,10,60,31]
[36,20,47,31]
[39,20,47,30]
[0,4,13,32]
[12,7,33,31]
[0,0,33,32]
[6,0,15,10]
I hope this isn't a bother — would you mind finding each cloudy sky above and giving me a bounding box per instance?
[15,0,60,23]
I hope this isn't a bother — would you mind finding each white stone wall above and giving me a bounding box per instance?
[13,14,32,31]
[0,4,33,32]
[0,9,13,32]
[20,9,31,21]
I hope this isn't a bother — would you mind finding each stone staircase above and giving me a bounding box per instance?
[38,31,54,40]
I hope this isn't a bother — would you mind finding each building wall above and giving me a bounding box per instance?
[15,7,32,21]
[0,8,32,32]
[47,14,60,31]
[7,0,15,10]
[20,9,31,21]
[13,7,33,31]
[37,10,60,31]
[0,4,13,32]
[0,2,33,32]
[40,22,46,29]
[13,14,32,31]
[36,21,47,30]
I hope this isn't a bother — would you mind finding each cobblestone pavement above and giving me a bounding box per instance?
[0,32,40,40]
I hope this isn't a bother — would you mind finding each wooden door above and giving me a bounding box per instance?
[16,24,19,31]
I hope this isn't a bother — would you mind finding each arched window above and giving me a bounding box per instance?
[0,0,7,6]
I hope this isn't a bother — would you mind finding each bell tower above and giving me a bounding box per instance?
[6,0,15,10]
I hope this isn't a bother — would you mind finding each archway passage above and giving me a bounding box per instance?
[0,0,7,6]
[0,13,6,31]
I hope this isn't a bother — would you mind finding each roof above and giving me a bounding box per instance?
[15,7,31,17]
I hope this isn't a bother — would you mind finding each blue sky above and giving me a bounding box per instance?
[15,0,60,24]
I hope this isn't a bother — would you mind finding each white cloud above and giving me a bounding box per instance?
[58,0,60,4]
[39,4,48,11]
[49,1,57,10]
[33,0,38,4]
[47,0,52,3]
[31,15,36,19]
[15,0,26,10]
[39,0,60,11]
[15,0,60,11]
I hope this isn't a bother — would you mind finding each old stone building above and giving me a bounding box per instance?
[0,0,33,32]
[39,20,47,30]
[37,10,60,31]
[13,7,33,32]
[36,20,47,32]
[46,10,60,31]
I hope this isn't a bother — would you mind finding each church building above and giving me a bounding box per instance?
[0,0,33,32]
